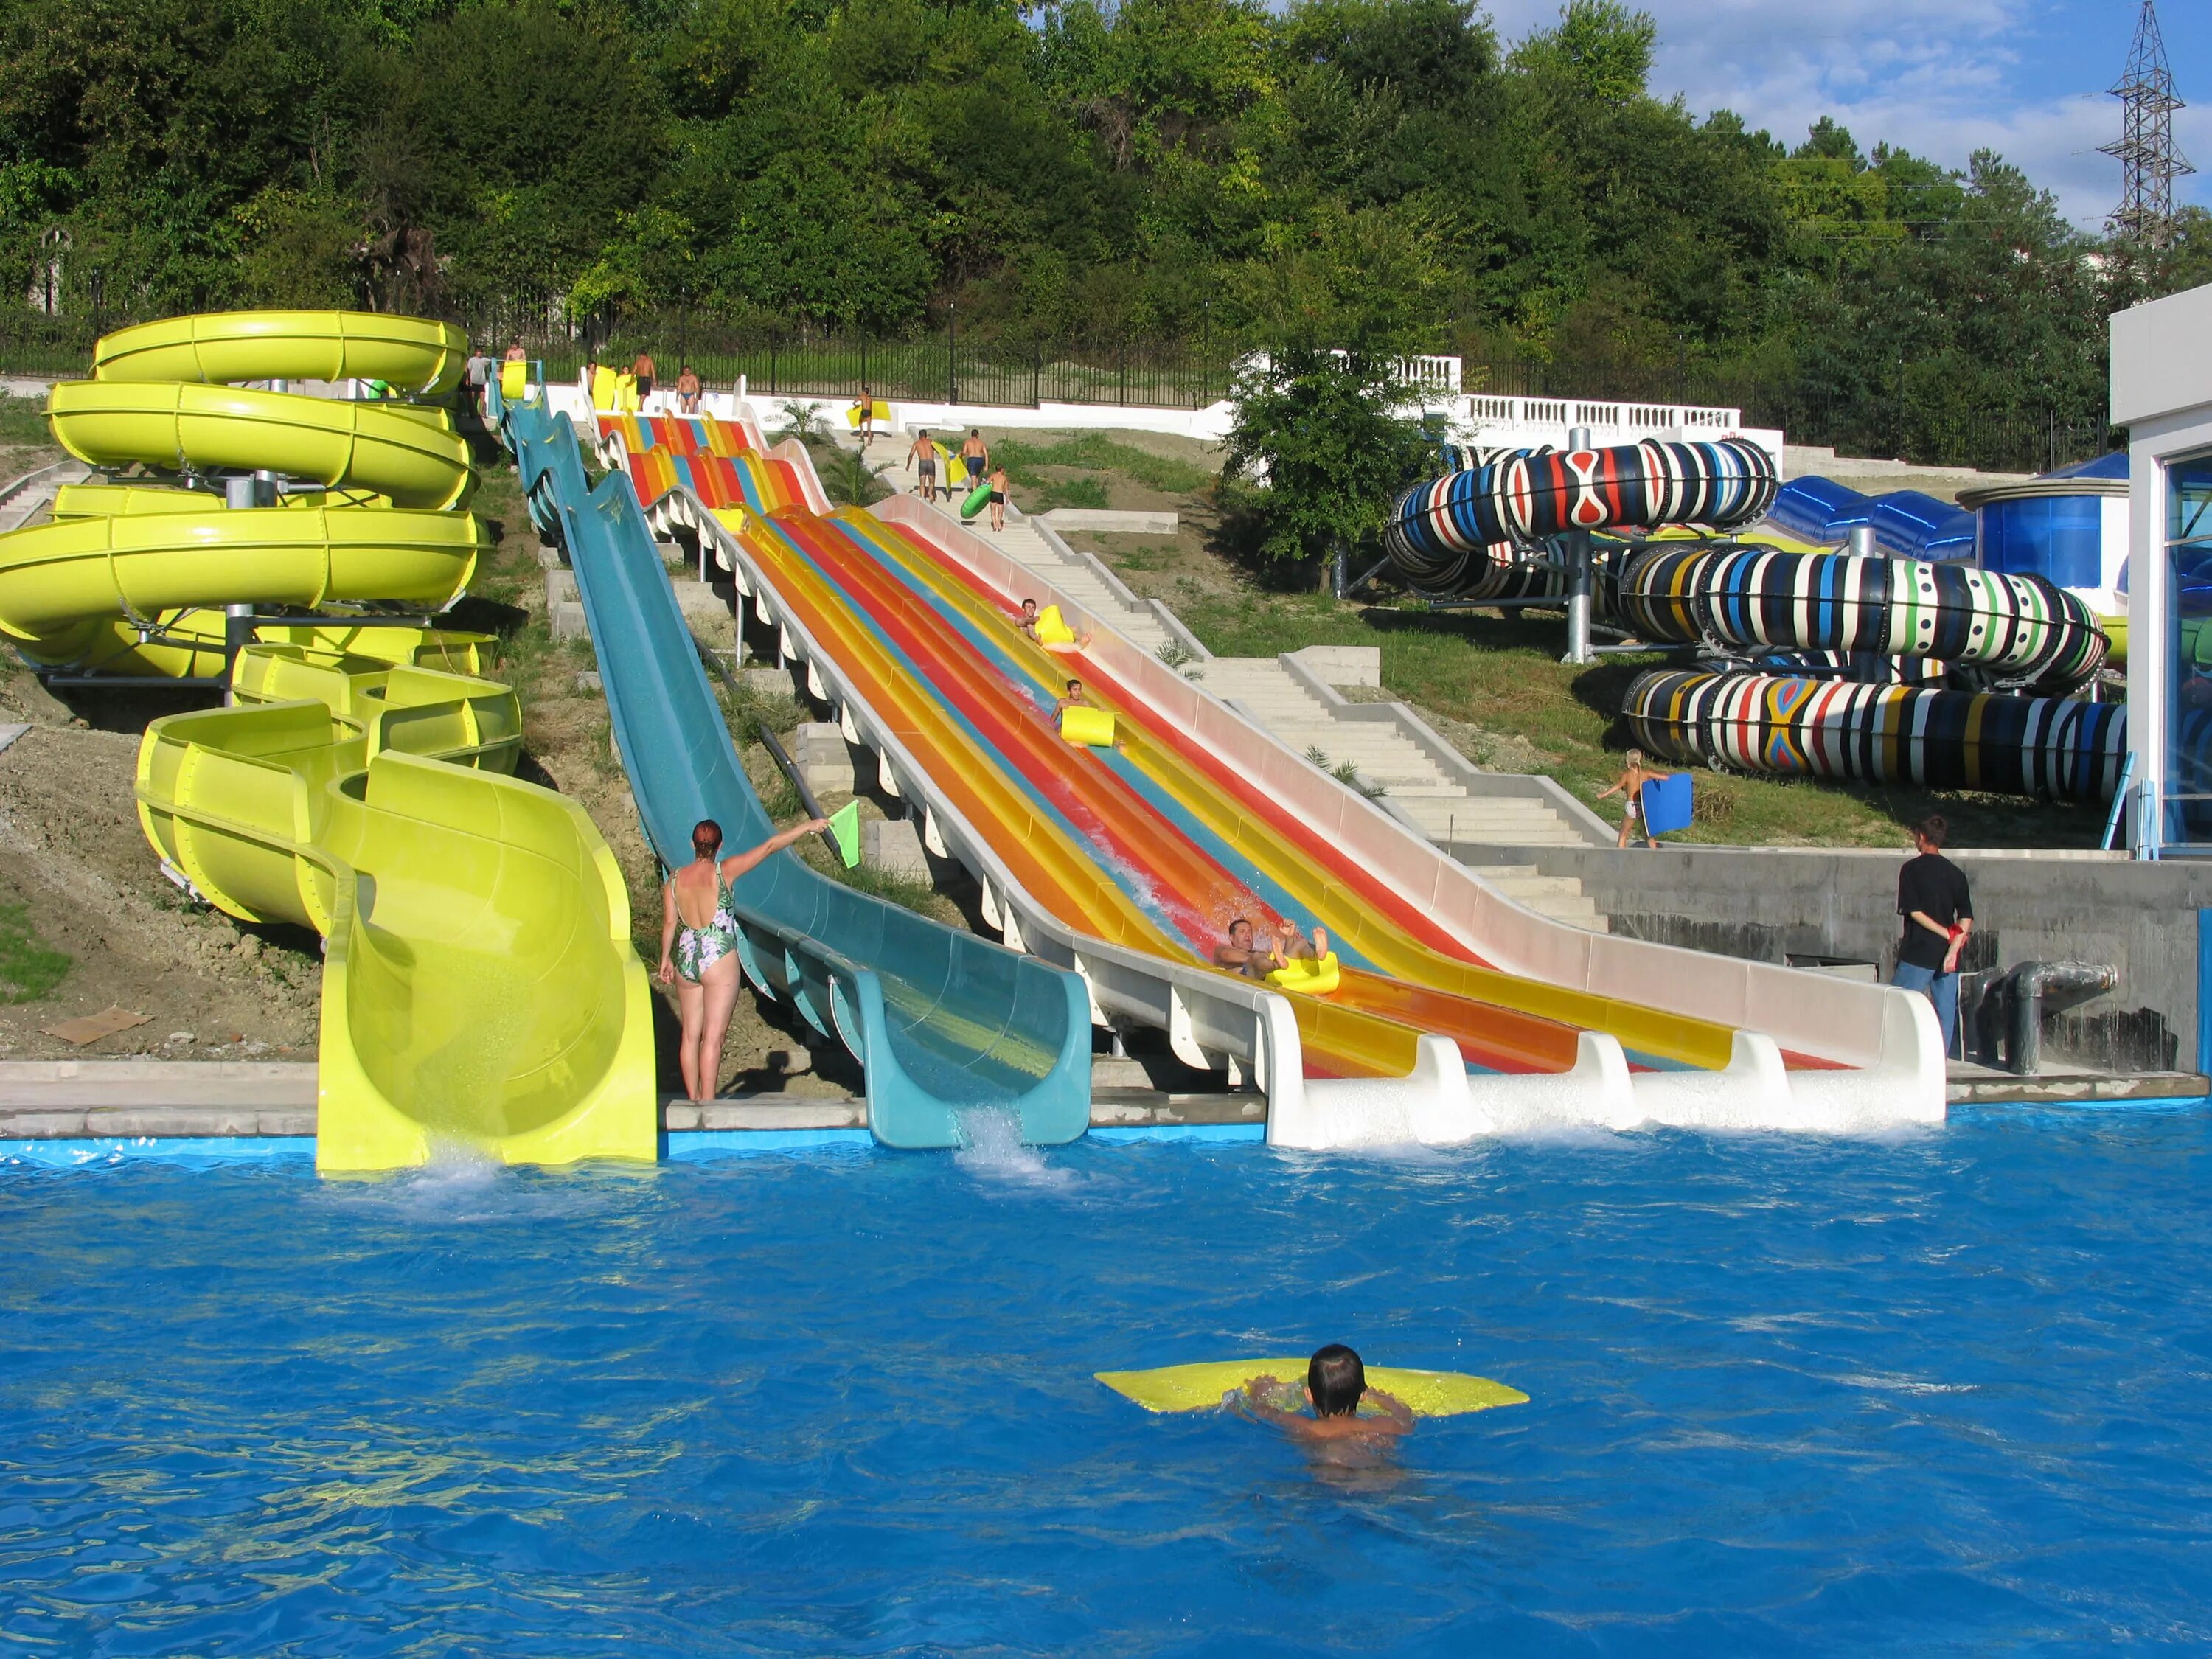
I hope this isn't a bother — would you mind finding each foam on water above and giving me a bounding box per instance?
[953,1105,1080,1191]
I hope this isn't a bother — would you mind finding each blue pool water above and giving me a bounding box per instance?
[4,1107,2211,1655]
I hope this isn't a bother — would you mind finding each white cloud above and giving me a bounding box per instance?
[1486,0,2201,228]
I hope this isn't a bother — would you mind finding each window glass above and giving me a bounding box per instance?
[2165,452,2212,843]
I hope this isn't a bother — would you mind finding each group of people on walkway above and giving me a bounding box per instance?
[906,425,1009,529]
[571,350,706,413]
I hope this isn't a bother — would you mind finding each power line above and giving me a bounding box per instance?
[2101,0,2194,246]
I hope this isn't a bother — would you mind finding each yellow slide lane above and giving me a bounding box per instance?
[728,505,1430,1082]
[856,514,1740,1071]
[90,310,468,392]
[2,309,654,1170]
[0,505,483,667]
[139,652,653,1170]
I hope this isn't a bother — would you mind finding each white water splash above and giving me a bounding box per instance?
[953,1107,1079,1192]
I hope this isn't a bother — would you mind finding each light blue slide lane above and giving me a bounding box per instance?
[493,390,1091,1148]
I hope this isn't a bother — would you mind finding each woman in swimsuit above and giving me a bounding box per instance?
[658,814,829,1102]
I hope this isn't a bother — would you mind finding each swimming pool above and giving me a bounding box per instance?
[4,1107,2208,1654]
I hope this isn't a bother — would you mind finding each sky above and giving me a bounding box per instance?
[1484,0,2212,229]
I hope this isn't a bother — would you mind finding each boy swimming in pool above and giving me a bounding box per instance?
[1237,1345,1413,1454]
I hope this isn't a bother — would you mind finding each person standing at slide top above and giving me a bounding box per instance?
[463,344,489,416]
[633,349,656,403]
[1893,815,1974,1058]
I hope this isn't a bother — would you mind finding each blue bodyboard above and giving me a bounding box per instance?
[1640,773,1694,836]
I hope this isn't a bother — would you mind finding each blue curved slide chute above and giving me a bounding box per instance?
[494,389,1091,1148]
[1764,476,1976,561]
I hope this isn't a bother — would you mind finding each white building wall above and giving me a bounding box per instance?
[2111,282,2212,853]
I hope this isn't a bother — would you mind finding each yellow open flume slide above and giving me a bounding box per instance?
[6,311,654,1170]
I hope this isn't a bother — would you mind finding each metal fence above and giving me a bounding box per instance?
[0,303,2122,473]
[0,313,107,380]
[1461,341,2117,476]
[469,309,1238,411]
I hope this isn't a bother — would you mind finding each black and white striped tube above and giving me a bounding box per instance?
[1621,669,2128,800]
[1615,543,2109,692]
[1382,438,1779,595]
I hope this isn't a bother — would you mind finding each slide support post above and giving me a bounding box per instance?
[1560,425,1595,665]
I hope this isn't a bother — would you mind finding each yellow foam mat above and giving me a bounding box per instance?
[1096,1359,1528,1417]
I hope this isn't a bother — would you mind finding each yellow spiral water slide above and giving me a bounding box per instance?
[4,311,654,1170]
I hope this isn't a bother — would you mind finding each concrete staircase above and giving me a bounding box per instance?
[1197,658,1604,928]
[970,513,1178,653]
[0,460,94,533]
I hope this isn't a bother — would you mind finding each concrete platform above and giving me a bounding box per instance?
[6,1061,2198,1146]
[1945,1065,2208,1105]
[0,1062,1266,1140]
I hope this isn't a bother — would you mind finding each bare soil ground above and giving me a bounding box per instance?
[0,720,324,1061]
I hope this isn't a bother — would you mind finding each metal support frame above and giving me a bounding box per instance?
[1345,555,1392,597]
[1560,528,1596,664]
[1557,426,1596,665]
[754,721,852,865]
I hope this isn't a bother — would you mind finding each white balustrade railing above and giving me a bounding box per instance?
[1462,394,1745,435]
[1397,354,1464,394]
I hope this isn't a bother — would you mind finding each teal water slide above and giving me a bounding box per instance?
[495,391,1091,1147]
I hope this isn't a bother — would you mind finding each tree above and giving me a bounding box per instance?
[1508,0,1654,107]
[1223,204,1444,575]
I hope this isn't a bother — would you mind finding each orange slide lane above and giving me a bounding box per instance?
[723,503,1500,1081]
[858,512,1751,1071]
[765,509,1593,1075]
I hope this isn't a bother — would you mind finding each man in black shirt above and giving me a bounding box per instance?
[1893,815,1974,1057]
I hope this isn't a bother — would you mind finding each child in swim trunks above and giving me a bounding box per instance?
[909,428,939,502]
[1236,1345,1414,1455]
[1595,748,1660,850]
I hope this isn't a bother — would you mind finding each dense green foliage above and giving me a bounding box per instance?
[7,0,2211,444]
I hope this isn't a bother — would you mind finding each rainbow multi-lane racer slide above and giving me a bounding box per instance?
[2,312,655,1170]
[582,403,1948,1141]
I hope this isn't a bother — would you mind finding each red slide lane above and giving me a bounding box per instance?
[782,512,1587,1074]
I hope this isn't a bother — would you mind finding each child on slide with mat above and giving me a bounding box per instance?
[1019,597,1095,653]
[1234,1345,1415,1462]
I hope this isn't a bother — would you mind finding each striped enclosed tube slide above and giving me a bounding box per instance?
[1616,543,2110,692]
[1622,669,2128,800]
[1382,438,1779,594]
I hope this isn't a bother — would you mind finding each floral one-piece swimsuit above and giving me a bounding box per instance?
[674,872,741,983]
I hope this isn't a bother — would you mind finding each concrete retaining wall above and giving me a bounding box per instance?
[1449,843,2212,1074]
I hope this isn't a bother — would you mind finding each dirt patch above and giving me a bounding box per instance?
[0,726,322,1061]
